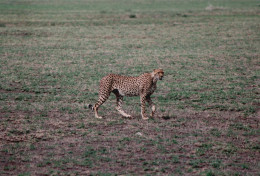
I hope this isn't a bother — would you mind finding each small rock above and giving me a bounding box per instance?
[136,132,143,136]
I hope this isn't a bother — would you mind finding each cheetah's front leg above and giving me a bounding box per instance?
[140,95,149,120]
[146,96,156,117]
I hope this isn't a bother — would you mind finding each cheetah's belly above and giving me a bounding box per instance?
[112,77,140,97]
[118,88,139,97]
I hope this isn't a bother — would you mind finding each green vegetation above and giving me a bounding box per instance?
[0,0,259,175]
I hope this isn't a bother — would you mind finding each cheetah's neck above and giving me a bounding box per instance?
[151,72,159,84]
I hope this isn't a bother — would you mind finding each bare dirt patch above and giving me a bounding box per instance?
[0,109,259,175]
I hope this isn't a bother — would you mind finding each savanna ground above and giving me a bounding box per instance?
[0,0,260,175]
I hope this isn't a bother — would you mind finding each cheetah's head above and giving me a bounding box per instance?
[152,69,164,81]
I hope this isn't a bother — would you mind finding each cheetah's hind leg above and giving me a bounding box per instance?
[113,90,132,118]
[116,106,132,118]
[88,104,103,119]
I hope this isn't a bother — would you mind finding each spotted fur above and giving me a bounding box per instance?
[88,69,164,120]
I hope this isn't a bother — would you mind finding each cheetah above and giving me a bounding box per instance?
[88,69,164,120]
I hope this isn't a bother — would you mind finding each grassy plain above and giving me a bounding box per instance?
[0,0,259,175]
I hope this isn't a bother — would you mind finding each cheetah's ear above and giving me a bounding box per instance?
[153,69,162,74]
[153,69,159,73]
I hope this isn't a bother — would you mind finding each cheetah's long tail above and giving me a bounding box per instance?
[87,104,94,111]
